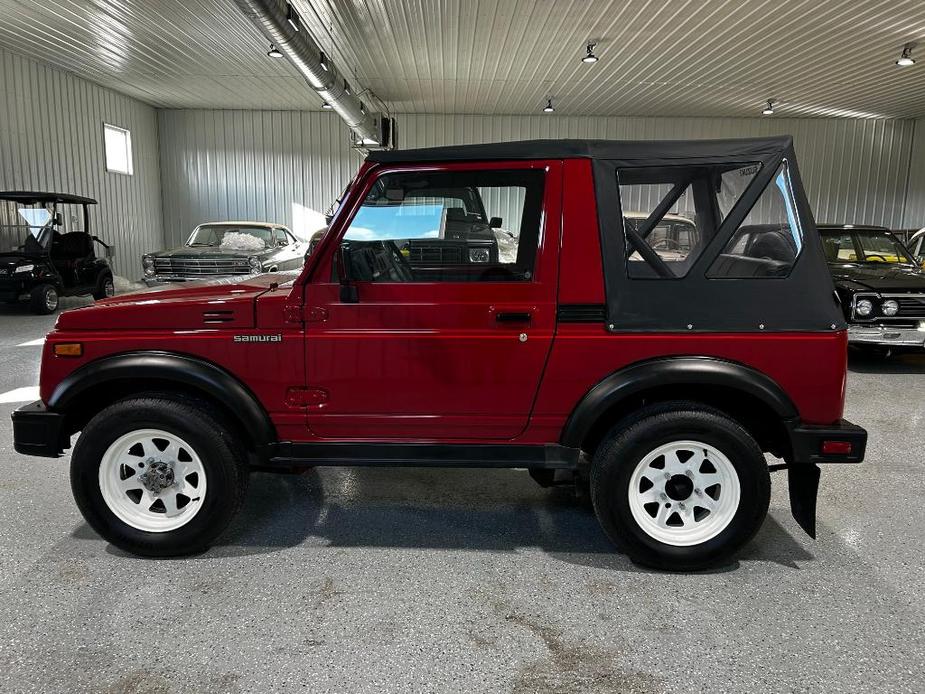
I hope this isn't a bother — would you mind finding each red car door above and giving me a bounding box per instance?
[303,160,561,440]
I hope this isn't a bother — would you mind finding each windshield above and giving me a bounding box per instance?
[821,229,914,265]
[0,205,54,254]
[187,225,272,251]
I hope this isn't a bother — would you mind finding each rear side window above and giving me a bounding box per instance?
[707,161,803,278]
[342,169,544,282]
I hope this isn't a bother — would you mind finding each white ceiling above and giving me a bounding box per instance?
[0,0,924,118]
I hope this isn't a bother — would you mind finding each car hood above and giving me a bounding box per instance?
[153,245,271,259]
[55,273,294,331]
[829,263,925,293]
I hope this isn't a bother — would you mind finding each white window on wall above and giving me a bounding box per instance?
[104,123,133,175]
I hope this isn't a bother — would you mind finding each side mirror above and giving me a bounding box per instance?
[489,217,502,229]
[336,244,359,303]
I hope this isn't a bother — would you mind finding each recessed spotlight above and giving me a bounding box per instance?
[267,44,283,58]
[321,101,332,109]
[582,43,598,64]
[896,43,916,66]
[286,2,300,31]
[762,99,775,115]
[319,51,329,71]
[543,98,554,113]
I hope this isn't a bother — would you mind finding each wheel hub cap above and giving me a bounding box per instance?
[665,474,694,501]
[138,459,175,493]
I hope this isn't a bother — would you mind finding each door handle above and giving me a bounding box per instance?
[495,311,532,323]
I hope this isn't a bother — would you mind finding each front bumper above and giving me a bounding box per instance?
[11,401,70,458]
[143,273,253,286]
[848,322,925,347]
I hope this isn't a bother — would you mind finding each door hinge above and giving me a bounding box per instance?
[285,386,329,408]
[306,306,329,322]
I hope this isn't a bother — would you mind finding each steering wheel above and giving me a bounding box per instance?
[865,253,888,262]
[652,238,682,251]
[385,241,414,281]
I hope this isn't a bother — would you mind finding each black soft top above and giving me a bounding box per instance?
[0,191,97,205]
[367,136,793,164]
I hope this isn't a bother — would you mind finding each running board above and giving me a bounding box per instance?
[267,442,580,469]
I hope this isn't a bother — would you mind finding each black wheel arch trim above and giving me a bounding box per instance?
[47,350,277,451]
[560,355,799,448]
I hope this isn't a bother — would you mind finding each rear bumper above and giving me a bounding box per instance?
[787,418,867,464]
[848,323,925,347]
[11,401,70,458]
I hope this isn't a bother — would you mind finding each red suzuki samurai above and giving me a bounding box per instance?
[13,137,867,570]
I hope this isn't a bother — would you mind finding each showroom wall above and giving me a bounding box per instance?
[903,118,925,229]
[158,109,920,244]
[0,47,163,276]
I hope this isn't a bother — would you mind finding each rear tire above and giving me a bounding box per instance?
[590,403,770,571]
[29,284,58,314]
[92,272,114,300]
[71,394,249,557]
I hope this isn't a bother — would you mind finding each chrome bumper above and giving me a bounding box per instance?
[848,322,925,347]
[144,274,249,286]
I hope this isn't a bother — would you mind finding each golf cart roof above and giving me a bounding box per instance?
[366,136,793,164]
[0,191,97,205]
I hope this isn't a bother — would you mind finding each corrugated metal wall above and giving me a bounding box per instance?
[903,119,925,230]
[158,110,919,244]
[0,47,163,277]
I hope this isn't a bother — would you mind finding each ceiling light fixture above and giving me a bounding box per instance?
[321,101,332,109]
[267,44,283,58]
[286,2,300,31]
[762,99,775,115]
[582,42,599,64]
[343,80,351,95]
[896,43,916,66]
[543,97,554,113]
[319,51,329,71]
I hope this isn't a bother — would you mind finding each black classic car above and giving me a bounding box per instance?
[820,224,925,351]
[143,222,306,284]
[0,191,114,314]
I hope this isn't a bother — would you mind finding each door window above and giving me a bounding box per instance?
[342,169,545,282]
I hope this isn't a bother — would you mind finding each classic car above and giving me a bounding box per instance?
[0,191,114,314]
[819,223,925,350]
[902,226,925,266]
[143,222,306,284]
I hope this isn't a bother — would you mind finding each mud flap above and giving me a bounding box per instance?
[788,463,821,538]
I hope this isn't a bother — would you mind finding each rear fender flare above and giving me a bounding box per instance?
[560,356,798,448]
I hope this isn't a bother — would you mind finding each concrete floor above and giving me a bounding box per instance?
[1,301,923,693]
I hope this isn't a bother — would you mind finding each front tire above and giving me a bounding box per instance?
[590,404,770,571]
[29,283,58,314]
[71,394,248,557]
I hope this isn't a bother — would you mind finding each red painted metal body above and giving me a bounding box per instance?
[38,157,847,448]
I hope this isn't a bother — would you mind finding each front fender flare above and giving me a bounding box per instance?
[48,350,276,451]
[560,356,798,449]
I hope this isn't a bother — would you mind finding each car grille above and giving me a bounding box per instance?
[406,244,464,265]
[154,257,251,277]
[889,294,925,318]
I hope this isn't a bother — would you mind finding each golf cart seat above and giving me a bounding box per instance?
[53,231,93,259]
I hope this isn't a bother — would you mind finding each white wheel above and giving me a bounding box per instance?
[627,439,741,546]
[98,428,208,533]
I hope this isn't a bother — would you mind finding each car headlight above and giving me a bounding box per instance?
[248,256,263,274]
[469,248,490,263]
[855,299,873,317]
[13,264,34,274]
[882,299,899,316]
[144,266,156,278]
[142,254,155,268]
